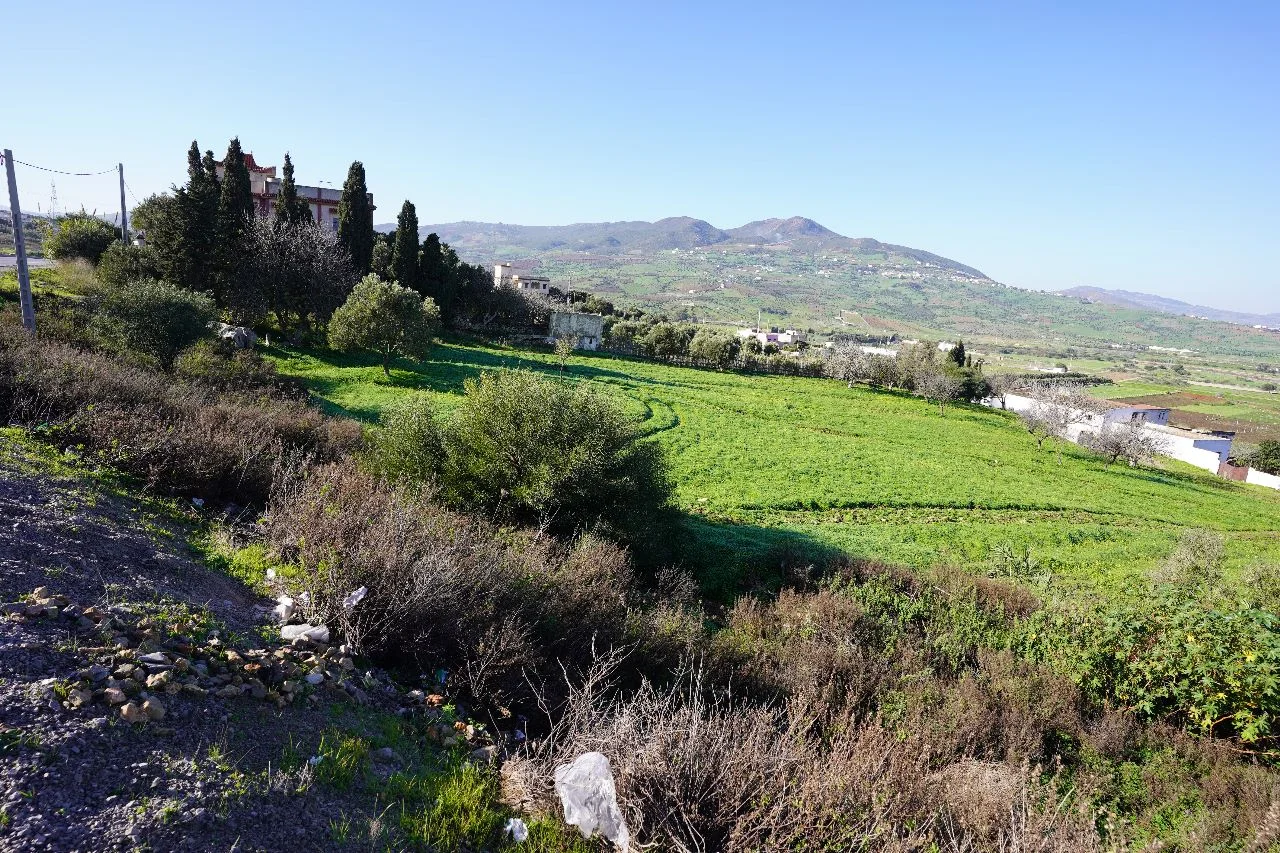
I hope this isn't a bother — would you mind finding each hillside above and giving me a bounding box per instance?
[384,216,1280,359]
[268,341,1280,597]
[1060,285,1280,327]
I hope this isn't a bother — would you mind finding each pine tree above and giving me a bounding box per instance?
[391,200,421,292]
[338,161,374,274]
[274,152,313,226]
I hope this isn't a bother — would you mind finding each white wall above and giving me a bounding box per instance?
[1246,468,1280,489]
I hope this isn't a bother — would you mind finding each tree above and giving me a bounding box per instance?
[987,373,1023,409]
[391,200,421,293]
[1021,382,1105,462]
[914,368,964,415]
[215,137,254,303]
[1249,440,1280,475]
[328,274,439,376]
[234,216,359,332]
[553,336,574,375]
[273,152,313,226]
[687,328,740,368]
[824,343,869,387]
[1082,421,1167,467]
[370,241,393,281]
[420,232,447,306]
[643,322,690,358]
[948,340,967,368]
[41,215,119,263]
[338,161,375,274]
[89,279,217,369]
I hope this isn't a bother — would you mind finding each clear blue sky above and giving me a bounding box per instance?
[8,0,1278,311]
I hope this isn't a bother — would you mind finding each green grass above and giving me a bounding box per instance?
[266,340,1280,598]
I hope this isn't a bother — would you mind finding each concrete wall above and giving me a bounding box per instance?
[1103,406,1170,426]
[549,312,605,351]
[1246,468,1280,490]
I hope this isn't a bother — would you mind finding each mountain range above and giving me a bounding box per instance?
[371,213,1280,358]
[374,216,990,280]
[1058,286,1280,328]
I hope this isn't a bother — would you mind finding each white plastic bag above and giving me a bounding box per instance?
[273,595,295,623]
[554,752,630,851]
[342,586,368,610]
[504,817,529,843]
[281,623,329,643]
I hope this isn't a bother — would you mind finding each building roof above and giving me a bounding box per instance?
[1103,401,1170,412]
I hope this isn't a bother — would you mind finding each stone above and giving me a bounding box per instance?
[138,652,170,666]
[32,586,51,600]
[103,688,127,705]
[215,685,241,699]
[113,664,136,678]
[120,703,146,724]
[142,699,165,721]
[471,745,499,763]
[305,672,324,686]
[145,672,171,690]
[66,689,93,709]
[182,685,207,697]
[87,665,110,682]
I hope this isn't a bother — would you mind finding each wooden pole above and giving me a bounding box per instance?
[117,163,128,244]
[3,149,36,334]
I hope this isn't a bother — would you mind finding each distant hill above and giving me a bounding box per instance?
[375,216,991,280]
[371,214,1280,358]
[1059,286,1280,328]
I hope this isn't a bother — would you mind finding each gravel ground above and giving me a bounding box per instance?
[0,440,407,852]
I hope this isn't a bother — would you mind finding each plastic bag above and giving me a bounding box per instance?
[273,595,295,623]
[281,623,329,643]
[554,752,630,851]
[342,586,368,610]
[504,817,529,843]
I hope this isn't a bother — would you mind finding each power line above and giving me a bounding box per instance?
[1,153,115,177]
[124,180,141,206]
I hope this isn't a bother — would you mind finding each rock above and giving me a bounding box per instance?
[138,652,171,666]
[145,672,171,690]
[87,665,110,682]
[182,684,207,697]
[373,747,401,763]
[103,688,127,705]
[32,586,51,600]
[305,672,324,686]
[113,664,136,678]
[66,689,93,709]
[215,685,241,699]
[471,745,499,763]
[120,703,146,724]
[142,699,166,721]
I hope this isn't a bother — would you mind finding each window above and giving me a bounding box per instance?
[332,216,339,231]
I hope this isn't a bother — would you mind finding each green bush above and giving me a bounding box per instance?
[688,328,740,367]
[95,242,165,287]
[329,274,439,375]
[174,338,290,393]
[42,215,121,264]
[367,369,672,536]
[89,278,217,368]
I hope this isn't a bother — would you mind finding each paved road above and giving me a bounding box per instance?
[0,256,54,269]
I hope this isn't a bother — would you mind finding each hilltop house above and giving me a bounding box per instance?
[214,153,374,232]
[493,263,551,296]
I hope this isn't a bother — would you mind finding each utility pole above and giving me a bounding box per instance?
[3,150,36,334]
[117,163,128,244]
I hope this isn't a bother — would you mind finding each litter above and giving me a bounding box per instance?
[273,596,295,623]
[281,623,329,643]
[554,752,630,851]
[504,817,529,843]
[307,755,323,766]
[265,568,276,581]
[342,586,368,610]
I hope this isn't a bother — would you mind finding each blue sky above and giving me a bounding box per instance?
[7,0,1278,311]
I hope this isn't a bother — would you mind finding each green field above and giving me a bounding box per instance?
[270,340,1280,598]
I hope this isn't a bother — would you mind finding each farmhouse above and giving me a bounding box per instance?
[549,311,605,351]
[214,153,374,232]
[736,327,807,345]
[493,263,551,296]
[1094,403,1172,426]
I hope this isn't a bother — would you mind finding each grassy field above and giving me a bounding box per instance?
[270,339,1280,598]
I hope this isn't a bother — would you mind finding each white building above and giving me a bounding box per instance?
[736,327,807,345]
[494,263,550,296]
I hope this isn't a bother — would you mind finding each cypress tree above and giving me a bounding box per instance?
[274,152,313,226]
[420,232,446,303]
[949,340,967,368]
[169,141,221,294]
[338,161,374,274]
[391,200,421,292]
[214,137,255,307]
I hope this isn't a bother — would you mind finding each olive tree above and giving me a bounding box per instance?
[914,368,965,415]
[1081,420,1167,467]
[328,274,440,376]
[687,328,740,368]
[42,215,120,264]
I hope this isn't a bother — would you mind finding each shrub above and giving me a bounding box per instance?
[96,242,164,287]
[373,369,673,535]
[687,328,740,367]
[362,393,441,485]
[0,326,359,502]
[328,274,439,375]
[42,214,120,263]
[88,278,217,369]
[173,338,294,394]
[231,216,359,332]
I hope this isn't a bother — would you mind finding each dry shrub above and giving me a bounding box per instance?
[264,462,644,704]
[0,327,358,502]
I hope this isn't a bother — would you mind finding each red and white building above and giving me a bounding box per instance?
[215,153,374,232]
